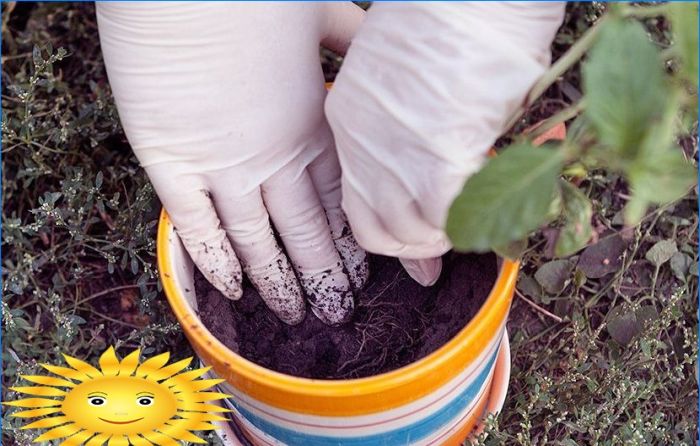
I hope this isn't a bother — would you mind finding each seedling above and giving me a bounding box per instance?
[447,3,698,259]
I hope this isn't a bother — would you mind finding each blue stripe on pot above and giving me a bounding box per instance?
[228,348,498,446]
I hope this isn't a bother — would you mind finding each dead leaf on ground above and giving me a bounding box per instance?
[578,233,627,278]
[535,259,575,294]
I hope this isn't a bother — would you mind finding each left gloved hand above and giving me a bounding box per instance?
[97,2,368,325]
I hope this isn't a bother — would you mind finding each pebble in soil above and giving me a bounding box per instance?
[195,252,497,379]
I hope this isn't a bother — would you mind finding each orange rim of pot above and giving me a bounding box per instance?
[157,209,518,416]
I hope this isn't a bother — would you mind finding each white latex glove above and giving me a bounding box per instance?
[96,2,368,325]
[326,2,565,285]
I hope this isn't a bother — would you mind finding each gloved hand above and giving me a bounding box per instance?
[326,2,565,285]
[96,2,368,325]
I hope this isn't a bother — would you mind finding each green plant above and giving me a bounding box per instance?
[465,4,699,443]
[447,3,698,259]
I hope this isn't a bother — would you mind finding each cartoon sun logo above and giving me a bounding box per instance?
[4,347,231,445]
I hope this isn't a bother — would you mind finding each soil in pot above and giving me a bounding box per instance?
[194,252,497,379]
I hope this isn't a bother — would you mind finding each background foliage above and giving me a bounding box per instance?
[2,3,195,444]
[2,3,697,445]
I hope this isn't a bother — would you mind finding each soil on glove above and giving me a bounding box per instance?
[195,252,497,379]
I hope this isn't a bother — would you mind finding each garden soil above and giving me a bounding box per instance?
[195,252,497,379]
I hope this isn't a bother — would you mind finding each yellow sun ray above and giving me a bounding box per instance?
[20,374,75,388]
[34,422,82,442]
[62,354,103,378]
[159,423,207,444]
[84,432,111,446]
[117,349,141,376]
[176,401,232,413]
[107,434,129,446]
[126,434,154,446]
[10,386,67,397]
[134,352,170,378]
[181,391,230,403]
[41,364,92,382]
[10,407,62,418]
[145,357,192,381]
[141,431,179,446]
[3,397,61,408]
[178,420,217,431]
[99,347,121,376]
[20,415,71,430]
[179,378,226,393]
[59,430,93,446]
[10,347,232,445]
[161,367,210,388]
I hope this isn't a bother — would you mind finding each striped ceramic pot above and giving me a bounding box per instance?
[157,210,515,446]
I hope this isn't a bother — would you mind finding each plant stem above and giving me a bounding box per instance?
[650,264,660,300]
[529,100,585,142]
[619,3,669,19]
[505,16,606,131]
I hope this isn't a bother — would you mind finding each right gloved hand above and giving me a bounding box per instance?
[326,2,565,285]
[96,2,368,325]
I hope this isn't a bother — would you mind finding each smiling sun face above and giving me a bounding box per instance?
[62,375,178,436]
[4,347,231,445]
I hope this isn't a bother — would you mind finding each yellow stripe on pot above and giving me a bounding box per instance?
[157,210,517,416]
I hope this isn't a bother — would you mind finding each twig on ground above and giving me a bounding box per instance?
[515,289,564,323]
[74,283,157,307]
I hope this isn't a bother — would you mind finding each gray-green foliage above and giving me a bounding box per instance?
[447,4,698,258]
[668,3,699,88]
[2,4,188,442]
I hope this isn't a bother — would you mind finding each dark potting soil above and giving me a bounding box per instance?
[194,252,497,379]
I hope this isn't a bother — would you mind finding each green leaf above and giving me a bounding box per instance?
[620,88,696,224]
[624,147,696,224]
[645,239,677,267]
[583,18,669,158]
[606,306,637,345]
[534,259,574,295]
[32,45,42,67]
[517,273,542,299]
[566,114,596,147]
[555,181,593,257]
[668,2,699,87]
[493,238,528,261]
[447,144,563,252]
[607,305,659,346]
[669,251,693,281]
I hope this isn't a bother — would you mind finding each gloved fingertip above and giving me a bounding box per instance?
[257,281,306,325]
[324,213,370,291]
[220,281,243,301]
[299,269,355,326]
[184,233,244,301]
[245,256,307,325]
[400,257,442,287]
[334,235,370,291]
[350,256,370,291]
[309,289,355,326]
[206,266,242,301]
[276,302,307,326]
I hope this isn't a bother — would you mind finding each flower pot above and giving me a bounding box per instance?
[157,210,517,446]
